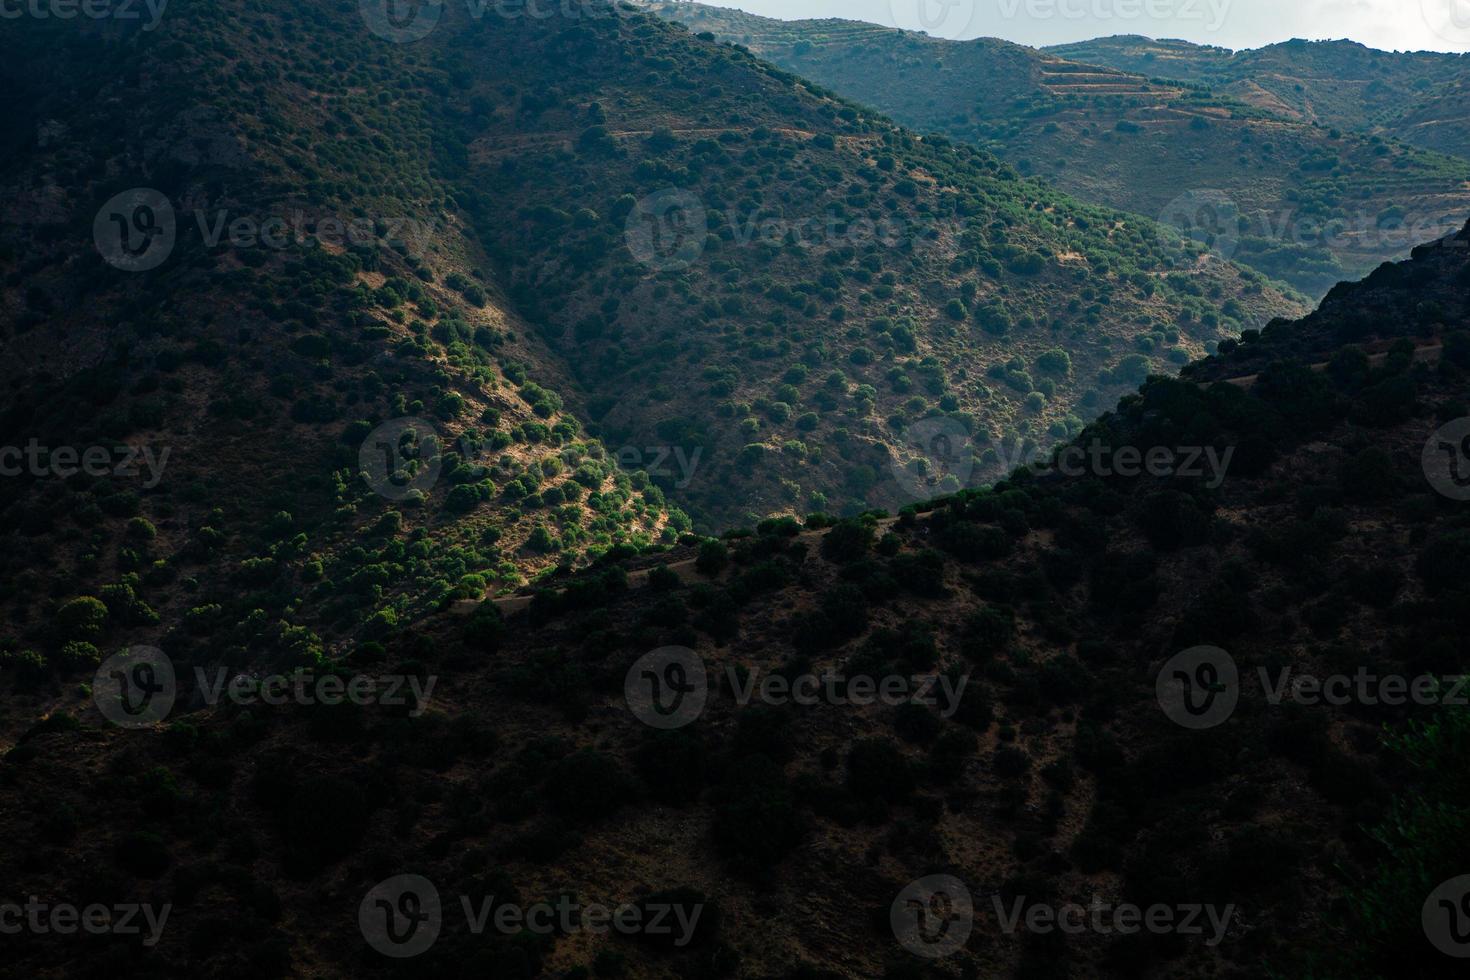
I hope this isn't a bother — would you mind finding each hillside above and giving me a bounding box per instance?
[644,3,1470,298]
[4,204,1469,976]
[1050,36,1470,160]
[0,0,686,680]
[441,3,1304,528]
[0,0,1306,683]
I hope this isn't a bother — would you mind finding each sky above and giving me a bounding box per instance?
[697,0,1470,53]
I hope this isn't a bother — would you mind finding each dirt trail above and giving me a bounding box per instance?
[456,516,907,617]
[471,126,877,159]
[1216,339,1442,389]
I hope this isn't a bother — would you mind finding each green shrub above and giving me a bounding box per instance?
[55,596,108,642]
[820,519,872,563]
[57,641,101,671]
[696,540,729,575]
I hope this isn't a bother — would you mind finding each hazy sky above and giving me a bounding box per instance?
[699,0,1470,53]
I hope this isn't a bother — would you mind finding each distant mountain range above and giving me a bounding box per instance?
[645,4,1470,297]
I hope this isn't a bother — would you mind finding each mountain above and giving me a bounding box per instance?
[439,4,1304,527]
[4,3,1470,977]
[0,0,686,680]
[0,0,1304,679]
[5,210,1469,974]
[642,3,1470,297]
[1050,36,1470,160]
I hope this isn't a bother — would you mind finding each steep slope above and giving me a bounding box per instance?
[5,218,1468,976]
[1052,36,1470,159]
[0,1,1303,732]
[438,4,1304,528]
[0,2,686,680]
[645,2,1470,298]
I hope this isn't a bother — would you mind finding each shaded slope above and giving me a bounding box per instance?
[0,1,683,677]
[4,203,1468,974]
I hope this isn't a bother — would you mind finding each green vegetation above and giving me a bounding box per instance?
[651,3,1470,298]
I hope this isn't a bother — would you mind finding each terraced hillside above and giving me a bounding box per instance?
[409,0,1307,533]
[1051,36,1470,160]
[645,3,1470,297]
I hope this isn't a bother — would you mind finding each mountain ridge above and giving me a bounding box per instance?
[644,2,1470,297]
